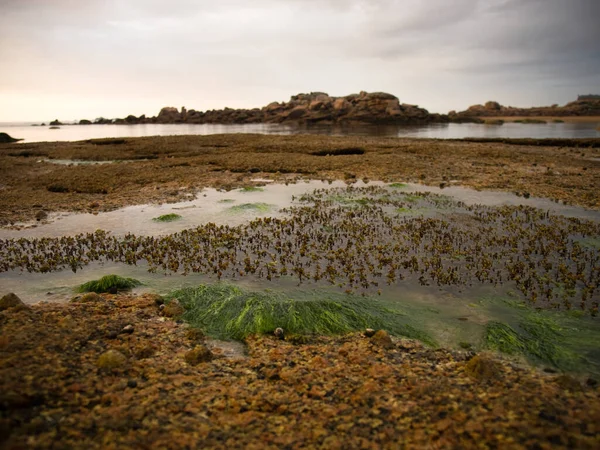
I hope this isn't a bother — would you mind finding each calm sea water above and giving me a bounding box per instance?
[1,121,599,143]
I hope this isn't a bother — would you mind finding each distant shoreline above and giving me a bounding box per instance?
[480,116,600,123]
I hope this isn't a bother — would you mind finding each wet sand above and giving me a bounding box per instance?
[1,134,598,225]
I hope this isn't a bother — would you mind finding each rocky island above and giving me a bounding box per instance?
[82,91,448,126]
[450,95,600,123]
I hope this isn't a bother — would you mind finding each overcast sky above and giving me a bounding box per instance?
[1,0,599,121]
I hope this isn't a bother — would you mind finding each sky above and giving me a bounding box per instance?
[1,0,599,122]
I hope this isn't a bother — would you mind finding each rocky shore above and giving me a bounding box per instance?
[2,292,599,449]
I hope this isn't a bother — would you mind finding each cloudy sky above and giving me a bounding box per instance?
[1,0,599,121]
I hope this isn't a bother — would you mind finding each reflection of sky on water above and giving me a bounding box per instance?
[1,121,599,143]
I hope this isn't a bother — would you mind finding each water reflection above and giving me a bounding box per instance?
[1,120,598,143]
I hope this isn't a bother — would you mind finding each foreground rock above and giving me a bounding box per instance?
[1,293,599,448]
[0,293,26,311]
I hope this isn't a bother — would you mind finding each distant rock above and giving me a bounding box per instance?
[49,119,63,126]
[116,92,447,126]
[157,107,182,123]
[450,97,600,121]
[0,132,21,143]
[78,119,92,125]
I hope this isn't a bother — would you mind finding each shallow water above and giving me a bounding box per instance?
[1,180,598,240]
[1,180,599,373]
[1,121,599,143]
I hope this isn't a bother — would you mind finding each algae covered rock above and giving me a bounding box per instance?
[0,293,26,312]
[74,292,104,303]
[185,344,213,365]
[464,354,503,382]
[371,330,394,349]
[163,298,185,318]
[97,349,128,371]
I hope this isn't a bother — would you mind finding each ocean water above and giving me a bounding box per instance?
[1,120,599,143]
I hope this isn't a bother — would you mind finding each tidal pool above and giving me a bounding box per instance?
[1,180,598,239]
[1,181,599,374]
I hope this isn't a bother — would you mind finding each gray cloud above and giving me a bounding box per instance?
[0,0,598,120]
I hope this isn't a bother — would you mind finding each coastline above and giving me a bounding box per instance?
[480,115,600,123]
[2,293,599,448]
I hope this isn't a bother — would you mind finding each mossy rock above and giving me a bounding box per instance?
[464,354,503,382]
[163,299,185,318]
[97,350,128,371]
[72,292,104,303]
[0,293,26,312]
[371,330,394,349]
[185,345,213,365]
[185,328,205,343]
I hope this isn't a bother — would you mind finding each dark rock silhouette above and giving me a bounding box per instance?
[0,132,21,143]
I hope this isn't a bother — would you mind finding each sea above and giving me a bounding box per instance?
[1,120,599,143]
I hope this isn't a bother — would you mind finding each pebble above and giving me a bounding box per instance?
[121,324,134,334]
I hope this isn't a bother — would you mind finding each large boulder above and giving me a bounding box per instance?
[156,107,181,123]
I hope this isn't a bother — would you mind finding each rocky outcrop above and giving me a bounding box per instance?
[450,98,600,122]
[111,92,447,126]
[0,132,21,143]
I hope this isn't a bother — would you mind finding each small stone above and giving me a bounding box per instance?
[121,324,134,334]
[554,374,581,392]
[185,345,213,365]
[185,328,205,342]
[274,328,285,340]
[371,330,394,349]
[364,328,376,337]
[96,350,128,371]
[464,354,502,382]
[163,299,184,318]
[77,292,103,303]
[0,293,27,312]
[127,379,138,388]
[35,210,48,221]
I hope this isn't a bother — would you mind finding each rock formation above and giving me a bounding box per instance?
[107,92,447,126]
[0,132,21,143]
[449,97,600,122]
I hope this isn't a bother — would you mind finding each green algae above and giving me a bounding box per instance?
[152,213,182,222]
[228,203,272,213]
[168,283,435,344]
[240,186,264,192]
[76,274,141,293]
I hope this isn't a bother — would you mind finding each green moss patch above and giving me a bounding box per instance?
[152,213,182,222]
[240,186,264,192]
[228,203,271,213]
[168,283,435,344]
[389,183,408,189]
[76,274,141,293]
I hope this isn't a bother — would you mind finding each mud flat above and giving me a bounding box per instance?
[0,134,599,225]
